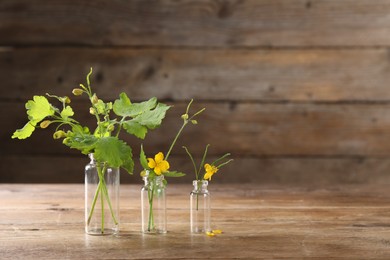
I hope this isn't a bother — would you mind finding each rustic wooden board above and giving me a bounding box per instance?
[2,0,390,47]
[4,102,390,157]
[2,47,390,102]
[2,155,390,185]
[1,184,390,259]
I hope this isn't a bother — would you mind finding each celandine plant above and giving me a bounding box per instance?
[139,100,205,233]
[12,68,170,235]
[183,144,232,235]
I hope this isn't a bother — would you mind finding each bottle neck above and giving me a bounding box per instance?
[88,153,96,164]
[193,180,208,192]
[143,175,165,186]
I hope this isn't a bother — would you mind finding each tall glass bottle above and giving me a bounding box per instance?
[190,180,210,233]
[141,174,167,234]
[85,154,120,235]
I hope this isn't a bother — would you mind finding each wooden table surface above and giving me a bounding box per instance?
[1,184,390,259]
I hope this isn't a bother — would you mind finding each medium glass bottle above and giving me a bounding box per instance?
[190,180,211,233]
[141,174,167,234]
[85,154,120,235]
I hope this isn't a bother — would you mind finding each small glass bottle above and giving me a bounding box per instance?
[85,154,120,235]
[190,180,211,233]
[141,173,167,234]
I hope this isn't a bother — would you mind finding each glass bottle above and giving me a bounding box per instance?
[190,180,211,233]
[85,153,120,235]
[141,174,167,234]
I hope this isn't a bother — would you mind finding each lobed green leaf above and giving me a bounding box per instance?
[26,96,55,122]
[60,106,74,119]
[134,103,170,129]
[113,94,157,118]
[11,120,37,139]
[94,137,133,169]
[123,120,148,139]
[65,132,98,155]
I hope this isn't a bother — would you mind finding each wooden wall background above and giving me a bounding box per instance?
[2,0,390,184]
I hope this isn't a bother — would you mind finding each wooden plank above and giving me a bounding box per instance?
[1,47,390,102]
[4,102,390,157]
[1,184,390,259]
[2,0,390,47]
[2,155,390,184]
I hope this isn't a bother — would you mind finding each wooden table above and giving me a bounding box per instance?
[1,184,390,259]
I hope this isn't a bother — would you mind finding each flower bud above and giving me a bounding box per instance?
[89,107,96,115]
[53,130,66,139]
[40,120,51,129]
[91,94,98,104]
[64,96,71,104]
[72,88,83,96]
[62,137,70,145]
[140,170,147,177]
[181,114,189,120]
[107,125,115,132]
[191,120,198,125]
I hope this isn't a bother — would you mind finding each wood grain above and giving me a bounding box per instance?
[2,47,390,102]
[2,0,390,47]
[1,184,390,259]
[2,155,390,185]
[4,102,390,157]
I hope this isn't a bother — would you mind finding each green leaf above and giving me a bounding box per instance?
[65,132,98,155]
[163,171,186,177]
[134,103,170,129]
[123,120,148,139]
[11,120,37,139]
[140,144,149,169]
[113,93,131,116]
[60,106,74,119]
[122,154,134,174]
[113,94,157,118]
[26,96,55,121]
[94,137,132,168]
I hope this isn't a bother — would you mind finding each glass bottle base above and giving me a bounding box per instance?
[191,227,211,233]
[86,227,119,236]
[142,228,167,234]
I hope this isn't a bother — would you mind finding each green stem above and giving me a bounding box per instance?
[216,159,234,169]
[148,182,155,231]
[115,117,127,138]
[98,164,119,225]
[87,163,118,231]
[165,121,187,160]
[211,153,231,166]
[165,104,205,160]
[183,146,198,178]
[197,144,210,179]
[101,185,104,233]
[87,181,101,225]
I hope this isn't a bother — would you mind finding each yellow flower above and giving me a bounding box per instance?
[147,152,170,175]
[203,163,218,181]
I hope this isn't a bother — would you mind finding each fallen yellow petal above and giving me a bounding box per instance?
[212,229,223,234]
[206,231,215,237]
